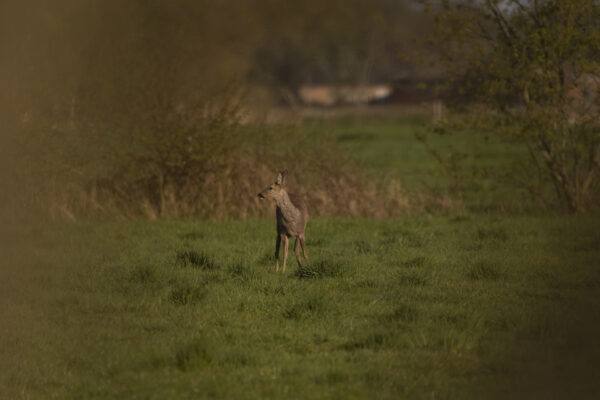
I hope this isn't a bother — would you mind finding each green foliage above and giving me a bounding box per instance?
[428,0,600,212]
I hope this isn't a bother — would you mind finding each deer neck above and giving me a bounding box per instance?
[275,190,299,221]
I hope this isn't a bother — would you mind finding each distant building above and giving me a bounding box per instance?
[298,84,393,106]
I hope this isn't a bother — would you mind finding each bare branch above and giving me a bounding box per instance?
[486,0,514,43]
[513,0,540,25]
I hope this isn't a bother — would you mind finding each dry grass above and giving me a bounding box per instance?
[2,121,448,222]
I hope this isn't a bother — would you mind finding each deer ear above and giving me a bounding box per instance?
[275,170,287,186]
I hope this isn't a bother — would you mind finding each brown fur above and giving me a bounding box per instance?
[257,170,308,272]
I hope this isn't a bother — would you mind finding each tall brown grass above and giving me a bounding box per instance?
[2,114,423,222]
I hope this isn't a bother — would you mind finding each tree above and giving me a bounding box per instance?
[426,0,600,212]
[248,0,410,103]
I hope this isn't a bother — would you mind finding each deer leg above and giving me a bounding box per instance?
[300,234,309,261]
[275,234,281,272]
[282,235,289,272]
[294,237,302,267]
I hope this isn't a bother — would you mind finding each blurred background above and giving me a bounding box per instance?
[0,0,598,221]
[0,0,442,221]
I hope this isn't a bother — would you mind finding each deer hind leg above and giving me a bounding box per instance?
[294,237,302,267]
[300,234,308,261]
[275,234,282,272]
[282,235,289,272]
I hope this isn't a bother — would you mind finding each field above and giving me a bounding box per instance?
[311,115,530,213]
[2,116,600,399]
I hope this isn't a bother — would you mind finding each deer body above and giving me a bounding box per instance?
[258,171,308,272]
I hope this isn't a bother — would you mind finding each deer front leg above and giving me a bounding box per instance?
[282,235,289,272]
[294,237,302,267]
[275,234,281,272]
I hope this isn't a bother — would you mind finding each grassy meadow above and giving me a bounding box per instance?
[2,115,600,399]
[311,115,530,213]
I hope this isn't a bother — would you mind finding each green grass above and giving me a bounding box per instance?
[2,115,599,398]
[303,116,530,212]
[2,215,600,399]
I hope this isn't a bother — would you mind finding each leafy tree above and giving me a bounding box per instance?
[426,0,600,212]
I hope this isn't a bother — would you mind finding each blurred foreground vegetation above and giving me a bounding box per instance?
[2,0,598,220]
[0,0,425,221]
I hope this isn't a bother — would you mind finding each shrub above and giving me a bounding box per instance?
[5,100,413,221]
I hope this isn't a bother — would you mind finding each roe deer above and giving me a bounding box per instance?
[257,170,308,272]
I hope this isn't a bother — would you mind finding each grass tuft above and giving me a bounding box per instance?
[176,250,220,270]
[314,370,349,385]
[396,270,429,287]
[178,232,205,241]
[401,256,429,268]
[354,240,373,254]
[283,295,326,320]
[227,261,256,281]
[468,260,501,281]
[295,260,349,279]
[168,281,207,305]
[129,264,158,284]
[174,339,212,371]
[389,304,420,323]
[382,229,426,247]
[342,331,391,350]
[476,227,509,242]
